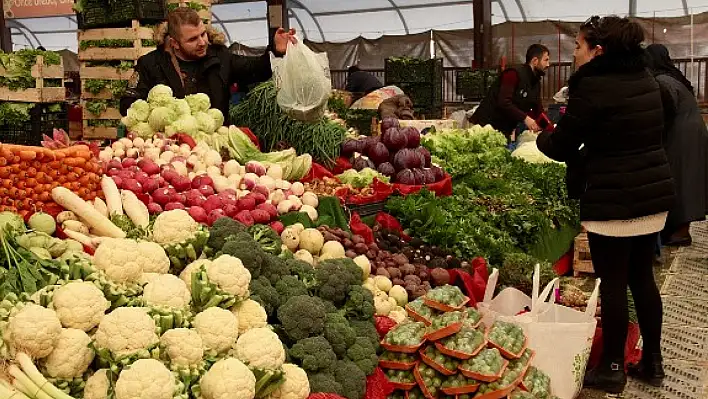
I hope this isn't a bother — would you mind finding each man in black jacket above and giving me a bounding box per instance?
[119,8,295,124]
[345,65,383,103]
[470,44,550,137]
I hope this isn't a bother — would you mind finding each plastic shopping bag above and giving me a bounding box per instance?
[271,39,331,122]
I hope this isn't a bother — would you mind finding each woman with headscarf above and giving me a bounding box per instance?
[646,44,708,246]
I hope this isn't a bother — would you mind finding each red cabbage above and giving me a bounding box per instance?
[422,168,436,184]
[393,148,418,171]
[416,147,432,167]
[352,156,375,171]
[369,142,390,165]
[431,165,445,182]
[403,127,421,148]
[412,169,425,185]
[396,169,416,185]
[382,128,408,151]
[381,117,400,133]
[377,162,396,177]
[363,136,381,155]
[341,138,364,157]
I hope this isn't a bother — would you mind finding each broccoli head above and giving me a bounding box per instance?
[349,319,380,351]
[277,295,327,342]
[289,336,337,372]
[343,285,375,321]
[306,372,342,395]
[286,259,316,288]
[247,224,282,256]
[334,360,367,399]
[207,217,247,250]
[323,312,356,358]
[314,258,364,305]
[221,235,265,278]
[249,276,280,317]
[275,275,309,304]
[260,254,290,285]
[346,337,378,375]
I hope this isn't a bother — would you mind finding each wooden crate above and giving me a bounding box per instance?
[0,56,65,102]
[78,20,156,61]
[166,0,211,22]
[82,125,118,139]
[80,64,134,100]
[573,232,595,276]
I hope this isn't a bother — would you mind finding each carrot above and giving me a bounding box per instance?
[75,150,92,160]
[25,178,37,188]
[67,172,80,182]
[26,167,36,178]
[0,158,6,167]
[48,160,61,169]
[54,151,66,160]
[38,192,50,202]
[10,156,20,164]
[0,168,9,179]
[18,151,36,161]
[57,176,67,184]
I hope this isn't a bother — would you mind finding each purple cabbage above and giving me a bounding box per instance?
[416,147,432,168]
[396,169,416,185]
[369,142,390,166]
[382,128,408,151]
[403,127,421,148]
[377,162,396,177]
[352,156,375,171]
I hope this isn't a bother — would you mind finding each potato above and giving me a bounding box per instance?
[387,267,402,279]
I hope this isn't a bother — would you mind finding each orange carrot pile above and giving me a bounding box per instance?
[0,143,102,217]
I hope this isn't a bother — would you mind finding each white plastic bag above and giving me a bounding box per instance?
[271,39,331,122]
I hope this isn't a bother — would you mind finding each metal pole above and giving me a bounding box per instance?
[0,1,11,51]
[690,8,695,97]
[652,11,656,43]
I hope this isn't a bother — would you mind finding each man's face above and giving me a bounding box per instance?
[531,52,550,75]
[172,22,209,60]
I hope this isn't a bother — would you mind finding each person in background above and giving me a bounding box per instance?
[345,65,383,103]
[645,44,708,247]
[120,8,295,124]
[470,43,550,139]
[536,16,675,393]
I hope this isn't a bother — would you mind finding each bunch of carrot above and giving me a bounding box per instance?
[0,143,102,217]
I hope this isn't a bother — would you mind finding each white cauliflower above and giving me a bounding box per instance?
[193,307,239,355]
[200,358,255,399]
[43,328,95,378]
[139,273,162,285]
[143,274,190,310]
[115,359,175,399]
[152,210,199,245]
[268,364,310,399]
[7,304,62,358]
[93,238,140,275]
[233,328,285,370]
[232,299,267,334]
[94,307,159,358]
[137,241,170,274]
[105,260,142,284]
[51,281,110,331]
[160,328,204,367]
[84,369,110,399]
[180,259,212,292]
[206,255,251,298]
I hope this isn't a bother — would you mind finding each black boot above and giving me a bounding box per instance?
[584,361,627,394]
[628,353,665,387]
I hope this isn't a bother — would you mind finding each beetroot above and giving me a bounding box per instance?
[422,168,436,184]
[377,162,396,177]
[189,206,208,223]
[147,202,163,214]
[382,127,408,151]
[412,169,425,185]
[381,117,400,133]
[352,156,375,171]
[172,176,191,192]
[368,142,390,166]
[234,210,255,227]
[223,204,239,218]
[207,209,226,226]
[416,147,432,167]
[202,195,223,213]
[403,127,421,148]
[250,209,271,224]
[165,202,186,211]
[237,197,256,211]
[393,148,419,171]
[431,165,446,182]
[341,138,364,157]
[257,203,278,219]
[395,169,416,185]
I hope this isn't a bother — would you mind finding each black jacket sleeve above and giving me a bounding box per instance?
[120,57,154,116]
[656,79,678,144]
[230,45,281,90]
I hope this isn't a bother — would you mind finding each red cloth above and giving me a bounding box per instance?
[238,127,260,150]
[374,316,397,339]
[332,156,352,175]
[349,212,374,244]
[553,250,573,276]
[498,69,543,122]
[447,269,479,307]
[374,212,411,241]
[347,179,394,205]
[301,162,336,183]
[393,173,453,197]
[365,368,395,399]
[588,322,642,371]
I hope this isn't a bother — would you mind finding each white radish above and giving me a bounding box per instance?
[266,165,283,180]
[51,187,125,238]
[227,174,242,189]
[62,220,89,235]
[98,150,112,163]
[120,190,150,228]
[93,198,109,218]
[277,200,294,215]
[169,144,180,153]
[204,150,222,167]
[223,160,241,177]
[179,144,192,156]
[119,137,133,149]
[101,176,123,216]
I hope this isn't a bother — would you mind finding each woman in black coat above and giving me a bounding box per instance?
[646,44,708,246]
[537,16,675,393]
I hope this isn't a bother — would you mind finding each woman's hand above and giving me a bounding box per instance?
[274,28,297,54]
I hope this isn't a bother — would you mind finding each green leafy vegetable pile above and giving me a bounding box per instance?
[0,49,61,91]
[0,103,35,127]
[84,79,129,97]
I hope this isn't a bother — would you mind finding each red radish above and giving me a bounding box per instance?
[207,209,226,226]
[237,197,256,211]
[234,210,255,227]
[142,178,159,194]
[134,171,150,184]
[242,177,257,190]
[246,161,266,176]
[192,175,214,189]
[122,179,142,193]
[172,176,192,192]
[153,188,174,205]
[111,176,123,189]
[257,203,278,219]
[122,158,137,168]
[189,206,208,223]
[161,169,179,184]
[107,160,123,170]
[128,166,141,174]
[147,202,163,214]
[202,195,223,213]
[217,191,237,204]
[172,156,186,164]
[135,193,151,205]
[250,192,267,205]
[269,221,285,235]
[223,204,239,218]
[173,192,187,204]
[185,190,207,207]
[107,168,122,177]
[165,202,186,211]
[198,185,215,197]
[138,159,160,175]
[250,209,271,224]
[252,185,269,198]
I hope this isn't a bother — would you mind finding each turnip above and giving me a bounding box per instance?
[179,144,192,156]
[118,170,136,181]
[128,165,141,174]
[158,176,168,187]
[277,200,294,215]
[99,149,113,163]
[193,175,214,189]
[258,176,276,191]
[187,206,208,224]
[108,159,123,170]
[160,150,175,162]
[287,195,303,210]
[172,156,187,164]
[266,164,283,180]
[300,205,318,221]
[111,175,123,188]
[223,204,238,218]
[172,161,188,176]
[126,148,139,158]
[276,180,291,190]
[173,192,187,204]
[147,202,163,214]
[186,190,206,207]
[207,209,225,226]
[138,159,160,176]
[172,176,192,192]
[206,166,221,178]
[193,161,206,173]
[269,190,285,205]
[144,147,161,161]
[290,182,305,196]
[246,161,266,176]
[301,192,318,208]
[237,197,256,211]
[111,141,125,151]
[202,195,223,213]
[134,171,150,184]
[217,190,237,204]
[223,160,241,177]
[187,154,200,169]
[227,174,242,190]
[161,168,179,184]
[244,173,259,184]
[165,202,186,211]
[204,150,222,167]
[212,175,230,193]
[153,188,174,205]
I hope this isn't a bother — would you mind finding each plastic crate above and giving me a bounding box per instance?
[456,68,499,101]
[385,58,443,85]
[77,0,166,29]
[396,82,443,119]
[346,201,387,218]
[0,103,68,146]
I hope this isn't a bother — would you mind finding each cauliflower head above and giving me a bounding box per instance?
[84,370,110,399]
[143,274,191,310]
[147,84,174,107]
[7,304,62,358]
[115,359,175,399]
[152,210,199,245]
[234,327,285,370]
[93,239,143,283]
[193,307,239,355]
[180,259,212,292]
[194,112,216,133]
[160,328,203,367]
[200,358,255,399]
[43,328,95,378]
[137,241,170,274]
[94,307,159,358]
[127,100,150,122]
[185,93,211,114]
[268,364,310,399]
[207,255,251,298]
[51,281,110,331]
[232,299,267,334]
[171,98,191,116]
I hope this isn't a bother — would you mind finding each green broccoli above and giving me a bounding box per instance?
[306,372,342,395]
[207,217,247,251]
[277,295,327,342]
[314,258,364,305]
[278,248,294,260]
[286,259,316,288]
[334,360,367,399]
[260,254,290,285]
[346,337,378,375]
[289,336,337,372]
[249,276,281,318]
[221,235,265,278]
[343,285,375,321]
[247,224,282,256]
[323,313,356,358]
[275,275,309,304]
[350,319,380,351]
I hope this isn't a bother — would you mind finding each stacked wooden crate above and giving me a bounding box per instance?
[573,231,594,276]
[167,0,212,24]
[0,56,65,103]
[78,20,156,139]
